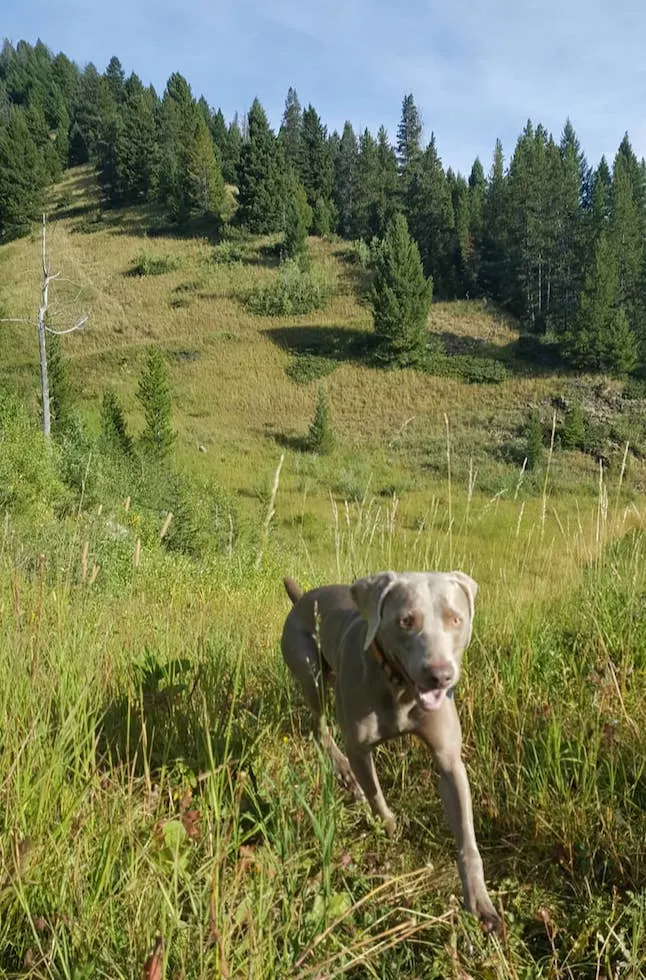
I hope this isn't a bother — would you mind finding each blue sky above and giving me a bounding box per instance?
[4,0,646,174]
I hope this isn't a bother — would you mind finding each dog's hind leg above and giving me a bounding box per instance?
[282,630,363,799]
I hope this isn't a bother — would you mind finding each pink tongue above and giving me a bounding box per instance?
[419,688,447,711]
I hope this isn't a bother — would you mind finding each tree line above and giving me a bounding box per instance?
[1,38,645,375]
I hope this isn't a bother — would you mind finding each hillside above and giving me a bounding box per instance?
[1,170,646,978]
[2,169,645,539]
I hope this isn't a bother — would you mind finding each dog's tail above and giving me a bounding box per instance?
[283,576,303,605]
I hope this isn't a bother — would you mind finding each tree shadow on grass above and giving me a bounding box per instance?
[265,323,376,363]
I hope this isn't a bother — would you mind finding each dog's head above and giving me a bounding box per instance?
[350,570,478,712]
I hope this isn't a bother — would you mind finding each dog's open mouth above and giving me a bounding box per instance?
[417,687,449,711]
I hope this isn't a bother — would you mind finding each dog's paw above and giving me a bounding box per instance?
[383,815,397,839]
[477,902,502,937]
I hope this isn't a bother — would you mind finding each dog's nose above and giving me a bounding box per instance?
[422,662,454,690]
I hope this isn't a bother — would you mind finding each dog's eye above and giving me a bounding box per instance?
[443,609,463,629]
[398,613,416,631]
[450,614,462,628]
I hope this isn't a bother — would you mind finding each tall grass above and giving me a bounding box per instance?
[0,457,644,977]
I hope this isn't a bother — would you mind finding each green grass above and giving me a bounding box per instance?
[0,168,645,977]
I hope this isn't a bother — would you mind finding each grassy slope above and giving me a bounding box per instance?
[0,169,645,977]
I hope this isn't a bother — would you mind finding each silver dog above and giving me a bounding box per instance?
[280,570,501,934]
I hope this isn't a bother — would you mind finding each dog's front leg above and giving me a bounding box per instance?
[418,711,501,935]
[346,744,397,837]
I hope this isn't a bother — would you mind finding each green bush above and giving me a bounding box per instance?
[524,411,545,470]
[0,391,67,520]
[422,352,509,384]
[285,354,337,385]
[245,261,334,317]
[211,241,248,265]
[129,252,179,277]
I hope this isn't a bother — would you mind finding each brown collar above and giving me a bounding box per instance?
[370,637,410,689]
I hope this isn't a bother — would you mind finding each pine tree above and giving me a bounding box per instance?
[562,231,637,375]
[524,411,544,470]
[236,99,289,233]
[551,120,587,336]
[137,347,176,460]
[104,56,125,104]
[284,176,312,259]
[609,136,644,334]
[46,332,73,435]
[223,114,242,184]
[405,135,455,296]
[298,104,333,220]
[370,126,401,239]
[279,87,302,167]
[187,112,225,219]
[0,107,47,240]
[101,387,133,456]
[396,93,422,180]
[466,158,486,294]
[480,139,509,301]
[333,121,358,239]
[370,214,433,366]
[308,387,335,454]
[352,129,380,240]
[560,404,586,450]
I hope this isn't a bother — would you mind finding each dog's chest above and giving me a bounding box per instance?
[356,693,419,745]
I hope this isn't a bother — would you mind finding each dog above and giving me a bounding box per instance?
[280,570,501,934]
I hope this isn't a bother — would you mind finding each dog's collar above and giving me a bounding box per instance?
[370,638,455,700]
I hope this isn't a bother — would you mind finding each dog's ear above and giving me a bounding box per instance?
[350,572,397,650]
[450,571,478,646]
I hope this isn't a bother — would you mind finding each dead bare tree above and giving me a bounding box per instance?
[0,213,88,437]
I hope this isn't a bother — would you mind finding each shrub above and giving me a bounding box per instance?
[422,352,509,384]
[129,252,179,277]
[0,391,67,520]
[285,354,337,385]
[211,241,248,265]
[245,261,334,317]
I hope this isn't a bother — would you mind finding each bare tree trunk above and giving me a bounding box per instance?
[1,214,88,438]
[38,215,51,437]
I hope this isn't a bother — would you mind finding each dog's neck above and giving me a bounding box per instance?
[370,636,410,689]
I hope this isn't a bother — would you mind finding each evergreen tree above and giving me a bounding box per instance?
[550,120,587,336]
[351,128,379,240]
[104,56,125,104]
[283,176,312,259]
[223,114,242,184]
[524,411,544,470]
[466,157,486,293]
[370,213,433,366]
[562,231,637,375]
[69,63,104,164]
[447,169,471,297]
[137,347,176,460]
[560,404,586,450]
[308,387,335,454]
[333,121,358,239]
[0,107,47,240]
[236,99,288,233]
[480,139,509,301]
[405,135,455,296]
[370,126,401,239]
[47,332,73,435]
[101,387,133,456]
[609,136,644,336]
[396,93,422,180]
[279,87,302,167]
[187,112,225,219]
[298,104,333,220]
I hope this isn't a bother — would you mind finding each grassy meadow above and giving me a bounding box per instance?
[0,168,645,977]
